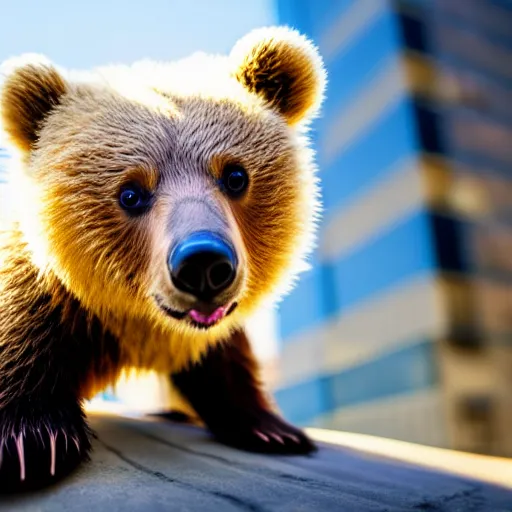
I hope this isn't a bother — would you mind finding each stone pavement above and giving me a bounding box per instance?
[2,413,512,511]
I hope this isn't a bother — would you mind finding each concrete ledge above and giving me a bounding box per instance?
[2,413,512,511]
[307,428,512,490]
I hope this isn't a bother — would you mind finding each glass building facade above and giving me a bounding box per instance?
[273,0,512,456]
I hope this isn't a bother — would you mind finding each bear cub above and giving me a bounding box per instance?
[0,26,326,491]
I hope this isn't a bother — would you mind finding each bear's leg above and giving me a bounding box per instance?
[0,296,104,492]
[0,394,92,493]
[170,329,316,454]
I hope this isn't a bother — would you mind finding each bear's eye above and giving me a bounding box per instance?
[119,183,152,215]
[220,164,249,198]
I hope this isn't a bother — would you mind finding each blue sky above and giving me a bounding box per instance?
[0,0,276,68]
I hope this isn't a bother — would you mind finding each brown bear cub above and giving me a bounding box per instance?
[0,26,326,491]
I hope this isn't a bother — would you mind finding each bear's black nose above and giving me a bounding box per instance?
[169,231,237,300]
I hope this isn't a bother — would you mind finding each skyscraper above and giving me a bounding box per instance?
[273,0,512,456]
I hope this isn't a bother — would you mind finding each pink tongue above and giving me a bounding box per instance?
[189,306,227,326]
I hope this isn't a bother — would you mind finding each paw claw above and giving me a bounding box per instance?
[270,433,284,444]
[15,433,25,482]
[72,436,81,453]
[49,431,57,476]
[212,411,315,455]
[254,430,270,442]
[0,402,91,492]
[284,433,300,444]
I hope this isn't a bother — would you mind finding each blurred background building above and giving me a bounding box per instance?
[1,0,511,457]
[273,0,512,458]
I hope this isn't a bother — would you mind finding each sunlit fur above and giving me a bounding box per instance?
[0,26,326,398]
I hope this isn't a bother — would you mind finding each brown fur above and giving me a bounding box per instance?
[231,26,324,125]
[1,62,67,153]
[0,26,326,489]
[171,329,315,452]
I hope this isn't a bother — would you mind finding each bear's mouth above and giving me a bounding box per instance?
[154,295,238,329]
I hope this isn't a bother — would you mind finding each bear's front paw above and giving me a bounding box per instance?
[0,400,92,493]
[209,409,316,455]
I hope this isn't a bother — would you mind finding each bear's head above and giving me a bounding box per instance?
[0,27,326,342]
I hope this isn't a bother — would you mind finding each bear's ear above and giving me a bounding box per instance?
[230,26,326,125]
[0,55,68,152]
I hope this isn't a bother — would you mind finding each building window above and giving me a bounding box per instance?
[448,115,512,167]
